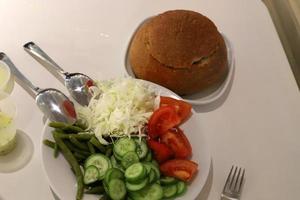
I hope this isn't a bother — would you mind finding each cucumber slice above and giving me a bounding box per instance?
[108,179,127,200]
[126,177,148,191]
[85,154,111,180]
[134,138,148,159]
[151,160,159,168]
[162,184,177,198]
[114,138,136,158]
[129,183,163,200]
[143,162,160,180]
[103,181,109,195]
[113,150,124,161]
[121,151,139,169]
[148,169,157,184]
[110,155,123,171]
[143,163,151,174]
[83,165,99,184]
[160,176,178,185]
[125,162,146,183]
[144,150,152,162]
[105,168,124,184]
[176,181,187,196]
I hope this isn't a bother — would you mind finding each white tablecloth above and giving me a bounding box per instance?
[0,0,299,199]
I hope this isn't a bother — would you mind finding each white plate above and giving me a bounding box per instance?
[124,17,235,106]
[41,80,211,200]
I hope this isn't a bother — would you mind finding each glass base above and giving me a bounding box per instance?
[0,129,34,173]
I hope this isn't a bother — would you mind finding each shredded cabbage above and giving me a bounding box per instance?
[76,77,157,144]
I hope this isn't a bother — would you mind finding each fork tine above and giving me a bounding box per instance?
[234,167,242,191]
[229,166,238,189]
[238,169,245,192]
[223,165,234,191]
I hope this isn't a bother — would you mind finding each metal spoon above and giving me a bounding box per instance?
[0,53,77,124]
[23,42,93,106]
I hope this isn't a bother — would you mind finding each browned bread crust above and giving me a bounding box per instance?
[129,10,228,95]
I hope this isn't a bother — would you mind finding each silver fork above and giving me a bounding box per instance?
[221,166,245,200]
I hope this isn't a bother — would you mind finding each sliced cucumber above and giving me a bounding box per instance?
[162,184,177,198]
[143,162,160,180]
[113,138,136,158]
[84,154,111,180]
[105,168,124,184]
[176,181,187,196]
[108,178,127,200]
[148,169,157,184]
[121,151,139,169]
[125,162,146,183]
[160,176,178,185]
[134,138,148,159]
[126,177,148,191]
[113,150,124,161]
[110,155,123,171]
[151,160,159,168]
[129,183,163,200]
[144,150,152,162]
[143,163,151,174]
[83,165,99,185]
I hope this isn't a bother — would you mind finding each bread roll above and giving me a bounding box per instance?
[129,10,228,95]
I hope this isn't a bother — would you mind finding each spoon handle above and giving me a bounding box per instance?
[0,53,40,98]
[23,42,65,83]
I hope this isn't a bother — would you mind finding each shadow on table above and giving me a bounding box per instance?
[196,159,214,200]
[193,64,235,113]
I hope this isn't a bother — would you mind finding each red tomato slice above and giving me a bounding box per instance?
[160,96,192,123]
[160,159,198,182]
[147,139,173,163]
[86,80,94,88]
[62,100,77,119]
[148,106,181,139]
[160,128,192,159]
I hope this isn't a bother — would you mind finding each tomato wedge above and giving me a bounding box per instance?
[160,96,192,123]
[147,139,173,163]
[160,159,198,182]
[148,106,181,139]
[85,80,94,88]
[160,128,192,159]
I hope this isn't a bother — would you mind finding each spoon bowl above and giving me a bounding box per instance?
[24,42,94,106]
[0,53,77,124]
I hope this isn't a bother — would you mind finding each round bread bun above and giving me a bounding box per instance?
[129,10,228,95]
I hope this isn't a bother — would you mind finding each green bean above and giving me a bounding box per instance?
[64,126,84,133]
[89,136,106,153]
[64,141,91,156]
[49,121,70,129]
[85,186,104,194]
[43,139,56,149]
[74,152,86,161]
[54,143,59,158]
[70,136,89,151]
[53,131,84,200]
[87,142,96,154]
[57,133,93,141]
[74,121,87,130]
[49,121,84,133]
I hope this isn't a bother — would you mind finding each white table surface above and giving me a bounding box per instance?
[0,0,300,200]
